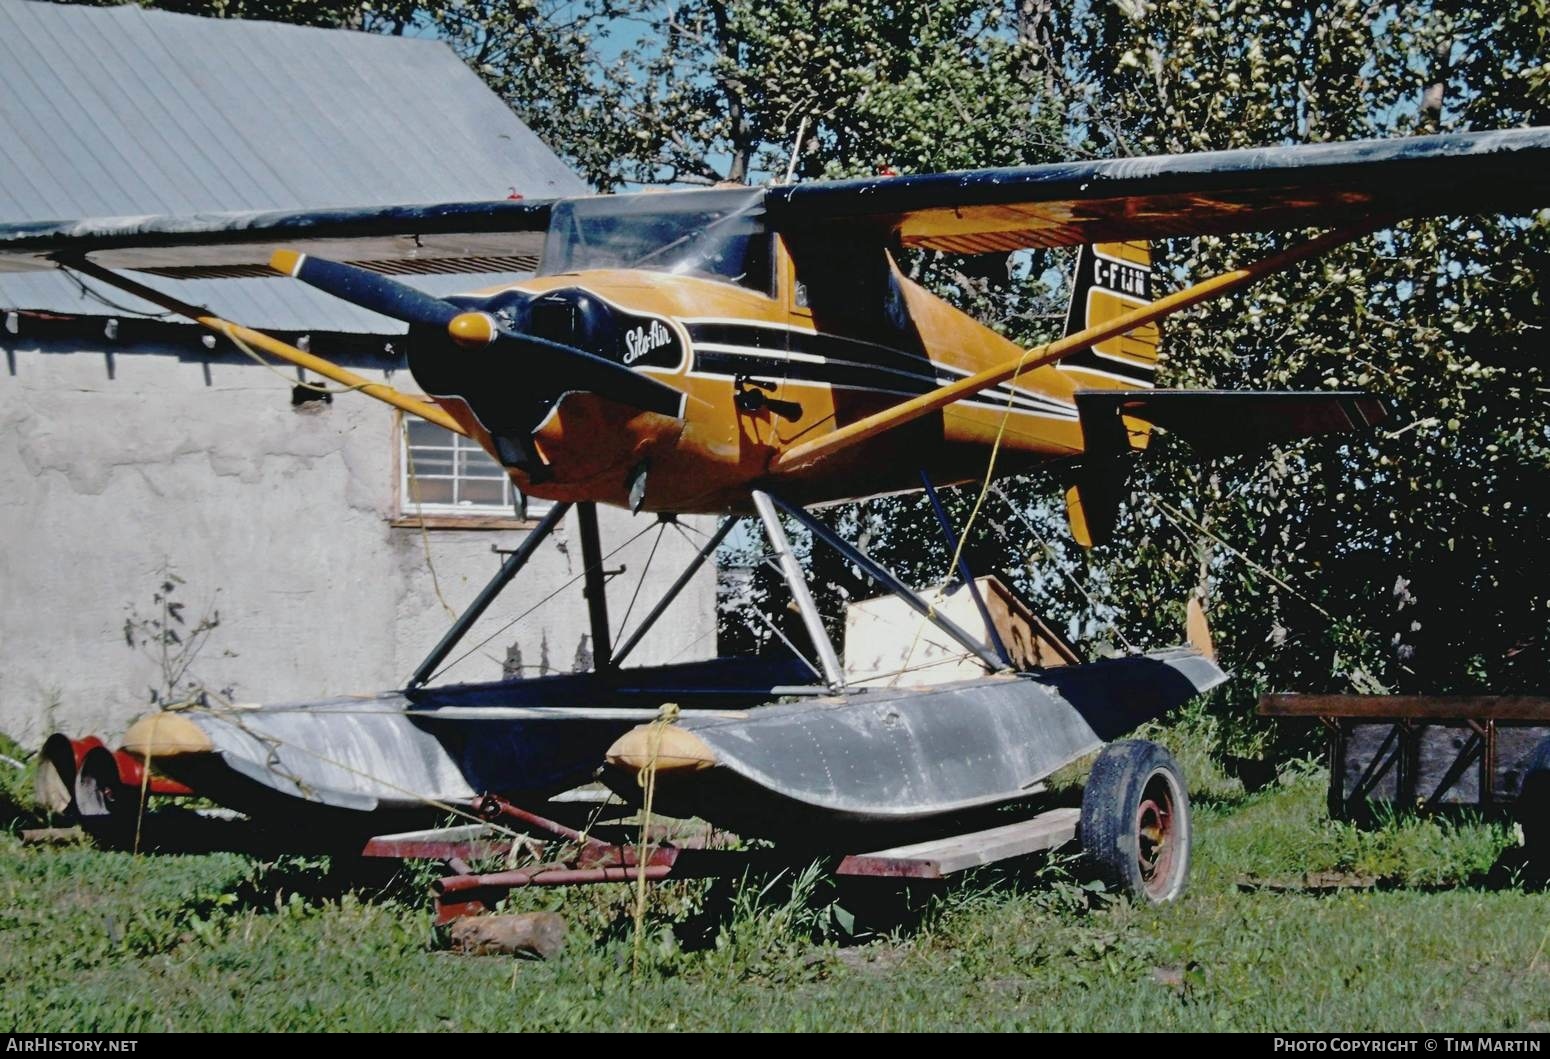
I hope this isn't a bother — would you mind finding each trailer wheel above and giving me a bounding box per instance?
[34,734,78,818]
[1519,737,1550,874]
[74,746,136,847]
[1080,740,1191,903]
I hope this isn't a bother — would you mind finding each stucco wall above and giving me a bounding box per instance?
[0,332,718,745]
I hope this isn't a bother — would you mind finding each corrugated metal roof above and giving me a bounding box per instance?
[0,0,587,333]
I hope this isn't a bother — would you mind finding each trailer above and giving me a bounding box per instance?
[1258,694,1550,860]
[360,735,1193,924]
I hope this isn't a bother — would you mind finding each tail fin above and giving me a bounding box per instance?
[1060,241,1159,549]
[1058,241,1160,393]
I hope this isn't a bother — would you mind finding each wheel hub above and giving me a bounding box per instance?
[1136,772,1177,899]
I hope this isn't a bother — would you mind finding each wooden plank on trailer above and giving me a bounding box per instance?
[836,807,1080,880]
[1260,694,1550,721]
[361,824,517,861]
[20,827,86,846]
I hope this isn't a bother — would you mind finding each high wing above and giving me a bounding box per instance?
[0,198,555,278]
[4,128,1547,280]
[3,129,1547,280]
[765,127,1550,253]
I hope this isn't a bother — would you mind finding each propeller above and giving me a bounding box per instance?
[268,250,684,418]
[270,249,464,329]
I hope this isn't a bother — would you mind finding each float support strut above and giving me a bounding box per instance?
[406,502,571,689]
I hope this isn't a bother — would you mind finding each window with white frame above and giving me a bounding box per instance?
[400,417,552,520]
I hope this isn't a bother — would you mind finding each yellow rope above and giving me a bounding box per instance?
[131,712,160,856]
[889,343,1036,685]
[1529,919,1550,973]
[1146,493,1334,620]
[630,701,678,979]
[941,343,1035,585]
[401,436,459,621]
[130,697,200,855]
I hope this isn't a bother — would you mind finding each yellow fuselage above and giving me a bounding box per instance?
[436,238,1097,514]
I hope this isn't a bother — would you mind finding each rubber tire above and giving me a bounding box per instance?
[1518,737,1550,876]
[1080,739,1191,903]
[34,734,78,818]
[74,746,136,848]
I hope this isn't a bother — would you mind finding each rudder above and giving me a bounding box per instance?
[1057,241,1159,392]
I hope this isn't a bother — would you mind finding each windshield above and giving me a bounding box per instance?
[538,188,773,295]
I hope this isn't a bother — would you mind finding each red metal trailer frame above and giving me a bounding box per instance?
[360,792,1084,925]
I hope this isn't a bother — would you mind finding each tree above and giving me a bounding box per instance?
[1003,1,1550,755]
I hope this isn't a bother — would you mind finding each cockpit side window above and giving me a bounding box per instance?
[539,189,774,297]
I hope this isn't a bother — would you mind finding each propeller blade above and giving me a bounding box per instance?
[269,249,461,328]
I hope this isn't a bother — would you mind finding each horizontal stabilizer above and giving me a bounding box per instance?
[1076,389,1388,457]
[1067,389,1388,546]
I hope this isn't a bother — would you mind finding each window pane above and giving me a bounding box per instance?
[406,418,448,447]
[401,417,522,516]
[458,477,507,507]
[408,449,455,476]
[408,476,455,505]
[457,449,506,478]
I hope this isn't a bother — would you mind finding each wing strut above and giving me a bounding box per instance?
[767,220,1385,474]
[65,258,468,436]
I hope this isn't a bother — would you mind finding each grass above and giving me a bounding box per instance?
[1,729,1547,1031]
